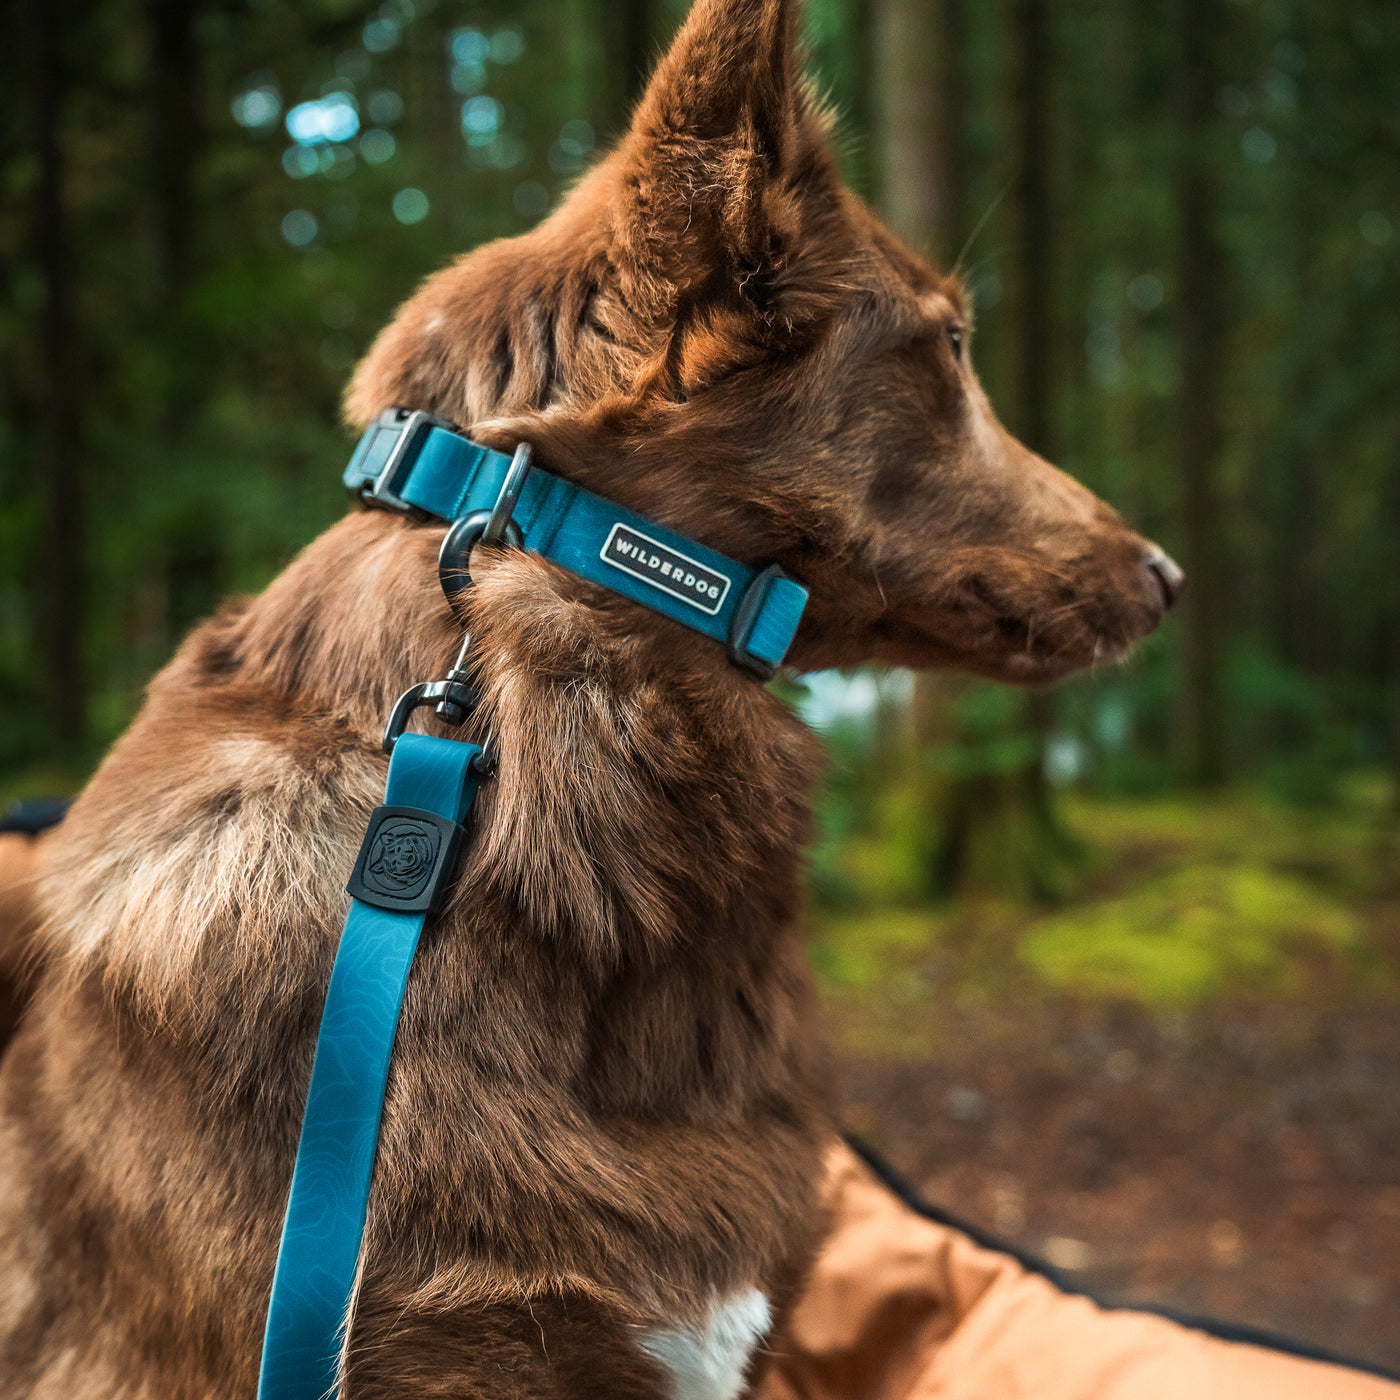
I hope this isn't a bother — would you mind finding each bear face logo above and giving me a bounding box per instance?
[362,817,439,900]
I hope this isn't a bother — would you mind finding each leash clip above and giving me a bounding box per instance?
[382,444,534,767]
[382,678,479,753]
[382,676,499,777]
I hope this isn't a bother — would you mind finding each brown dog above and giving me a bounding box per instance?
[0,0,1179,1395]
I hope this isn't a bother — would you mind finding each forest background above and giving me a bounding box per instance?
[3,0,1400,1365]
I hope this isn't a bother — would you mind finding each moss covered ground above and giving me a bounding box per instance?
[812,774,1400,1051]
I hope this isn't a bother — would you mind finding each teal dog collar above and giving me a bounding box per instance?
[344,408,809,679]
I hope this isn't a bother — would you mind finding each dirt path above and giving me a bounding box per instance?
[830,997,1400,1372]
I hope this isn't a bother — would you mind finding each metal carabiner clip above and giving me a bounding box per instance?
[437,442,534,605]
[383,442,534,769]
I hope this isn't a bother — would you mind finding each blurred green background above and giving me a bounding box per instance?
[2,0,1398,1012]
[5,0,1400,1353]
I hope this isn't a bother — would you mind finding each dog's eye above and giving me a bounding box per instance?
[947,324,965,363]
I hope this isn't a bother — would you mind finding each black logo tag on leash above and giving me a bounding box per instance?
[347,806,465,915]
[600,524,730,616]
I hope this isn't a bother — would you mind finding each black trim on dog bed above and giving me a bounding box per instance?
[844,1134,1400,1384]
[0,797,71,837]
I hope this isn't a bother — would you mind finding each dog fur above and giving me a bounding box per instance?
[0,0,1178,1395]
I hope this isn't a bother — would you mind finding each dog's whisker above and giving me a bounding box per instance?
[870,563,888,611]
[952,172,1019,281]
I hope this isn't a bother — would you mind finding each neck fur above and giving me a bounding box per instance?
[214,508,821,964]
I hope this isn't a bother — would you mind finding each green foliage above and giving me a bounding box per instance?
[1020,862,1365,1005]
[937,686,1043,781]
[810,908,939,991]
[2,0,661,771]
[807,782,1399,1060]
[3,0,1398,1021]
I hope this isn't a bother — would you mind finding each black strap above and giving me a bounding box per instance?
[0,797,71,836]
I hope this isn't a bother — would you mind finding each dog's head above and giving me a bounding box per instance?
[347,0,1180,682]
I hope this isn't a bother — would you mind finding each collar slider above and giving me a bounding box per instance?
[727,564,809,680]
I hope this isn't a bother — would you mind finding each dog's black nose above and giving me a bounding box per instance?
[1143,546,1185,611]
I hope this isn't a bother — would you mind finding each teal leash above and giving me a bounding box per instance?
[258,415,809,1398]
[257,734,486,1400]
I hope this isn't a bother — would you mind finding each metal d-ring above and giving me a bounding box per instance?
[483,442,534,546]
[437,442,534,605]
[408,442,535,762]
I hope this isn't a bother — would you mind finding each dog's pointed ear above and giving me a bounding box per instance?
[611,0,833,308]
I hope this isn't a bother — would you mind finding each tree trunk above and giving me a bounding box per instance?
[1174,0,1227,787]
[1014,0,1052,457]
[871,0,943,254]
[149,0,223,640]
[150,0,198,307]
[938,0,969,262]
[866,0,1075,903]
[30,0,84,748]
[871,0,960,823]
[986,0,1077,901]
[602,0,657,138]
[1381,439,1400,808]
[1392,649,1400,815]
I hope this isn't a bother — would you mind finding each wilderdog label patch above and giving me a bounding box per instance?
[362,815,439,902]
[347,805,464,914]
[601,523,730,616]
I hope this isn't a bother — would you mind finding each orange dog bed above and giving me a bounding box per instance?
[761,1142,1398,1400]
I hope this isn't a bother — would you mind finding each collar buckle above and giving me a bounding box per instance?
[344,407,458,515]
